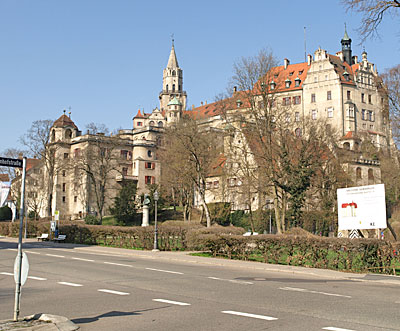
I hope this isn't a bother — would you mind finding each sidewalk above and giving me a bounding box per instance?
[3,236,400,286]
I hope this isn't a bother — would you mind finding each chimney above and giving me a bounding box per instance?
[352,55,358,64]
[307,54,312,66]
[205,101,207,105]
[201,101,203,106]
[192,104,195,109]
[233,86,237,93]
[284,58,290,69]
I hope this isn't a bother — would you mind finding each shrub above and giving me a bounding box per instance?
[0,206,12,221]
[84,215,101,225]
[208,202,231,226]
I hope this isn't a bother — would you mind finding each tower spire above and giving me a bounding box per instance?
[341,23,353,64]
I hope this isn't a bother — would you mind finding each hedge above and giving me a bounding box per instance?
[1,221,399,274]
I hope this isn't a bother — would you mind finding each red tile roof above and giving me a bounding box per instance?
[53,115,78,129]
[0,174,9,182]
[328,55,357,86]
[133,109,150,119]
[208,154,226,177]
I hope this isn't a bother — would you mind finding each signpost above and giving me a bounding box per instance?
[0,157,23,168]
[337,184,387,230]
[14,252,29,287]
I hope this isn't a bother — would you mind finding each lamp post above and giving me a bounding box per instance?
[267,199,274,234]
[152,191,159,251]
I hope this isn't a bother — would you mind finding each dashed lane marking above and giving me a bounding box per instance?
[221,310,278,321]
[58,281,83,287]
[104,262,132,267]
[207,276,253,285]
[98,289,130,296]
[145,268,183,275]
[25,251,41,255]
[28,276,47,280]
[153,299,190,306]
[45,254,65,258]
[279,287,352,298]
[322,327,356,331]
[72,257,95,262]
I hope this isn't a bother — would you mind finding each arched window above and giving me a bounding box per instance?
[166,84,169,92]
[343,142,350,150]
[149,121,155,127]
[172,70,176,76]
[51,130,55,142]
[172,84,175,91]
[65,129,72,140]
[158,121,163,127]
[356,167,362,180]
[295,128,302,137]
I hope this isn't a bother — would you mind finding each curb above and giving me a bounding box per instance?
[0,314,79,331]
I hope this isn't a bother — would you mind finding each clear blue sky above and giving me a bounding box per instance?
[0,0,399,154]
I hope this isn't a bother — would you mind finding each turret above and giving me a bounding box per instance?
[341,24,353,65]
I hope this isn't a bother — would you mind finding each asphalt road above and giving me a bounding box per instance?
[1,238,399,331]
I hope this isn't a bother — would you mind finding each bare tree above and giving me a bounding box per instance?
[74,135,121,223]
[20,120,62,217]
[342,0,400,42]
[160,115,222,227]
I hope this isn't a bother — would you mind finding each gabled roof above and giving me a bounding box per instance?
[53,115,78,129]
[328,55,357,86]
[264,61,311,92]
[133,109,149,119]
[208,154,226,177]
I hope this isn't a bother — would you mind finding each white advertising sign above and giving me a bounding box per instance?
[337,184,387,230]
[0,181,10,207]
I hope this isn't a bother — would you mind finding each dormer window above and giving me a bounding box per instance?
[298,70,303,75]
[270,80,276,90]
[295,76,301,87]
[236,99,243,108]
[285,78,291,88]
[343,70,350,81]
[289,71,294,76]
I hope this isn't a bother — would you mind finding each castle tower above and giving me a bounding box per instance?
[341,24,353,65]
[166,96,183,124]
[159,40,187,111]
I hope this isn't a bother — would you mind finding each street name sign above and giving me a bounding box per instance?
[337,184,387,230]
[0,157,23,168]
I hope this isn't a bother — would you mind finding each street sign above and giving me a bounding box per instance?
[14,252,29,286]
[0,157,23,168]
[50,221,56,232]
[54,210,59,221]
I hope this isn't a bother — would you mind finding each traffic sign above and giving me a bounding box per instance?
[14,252,29,286]
[0,157,23,168]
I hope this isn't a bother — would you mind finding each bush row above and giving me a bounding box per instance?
[194,233,400,274]
[1,221,399,274]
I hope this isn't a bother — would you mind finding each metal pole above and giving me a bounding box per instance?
[269,213,272,234]
[153,199,158,251]
[14,157,26,321]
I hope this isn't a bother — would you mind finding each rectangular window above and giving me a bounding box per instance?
[74,196,77,203]
[213,181,219,189]
[206,182,212,189]
[283,97,291,106]
[62,170,66,177]
[312,110,317,120]
[327,107,333,118]
[361,93,365,103]
[145,176,155,185]
[361,109,366,120]
[347,91,351,100]
[64,153,69,159]
[368,111,374,121]
[228,178,237,187]
[348,106,355,118]
[293,96,301,105]
[120,150,128,159]
[62,183,66,192]
[145,162,155,169]
[137,122,142,126]
[311,93,316,103]
[62,196,66,203]
[295,112,300,122]
[368,94,372,104]
[122,167,128,176]
[327,91,332,100]
[74,148,81,158]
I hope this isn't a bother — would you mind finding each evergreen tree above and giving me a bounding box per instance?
[109,182,137,225]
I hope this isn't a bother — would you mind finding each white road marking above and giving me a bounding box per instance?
[58,281,83,287]
[25,251,41,255]
[98,289,130,296]
[45,254,65,258]
[72,257,95,262]
[28,276,47,281]
[146,268,183,275]
[322,327,356,331]
[207,276,253,285]
[153,299,190,306]
[221,310,277,321]
[104,262,132,267]
[279,287,352,298]
[6,248,17,251]
[0,272,13,276]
